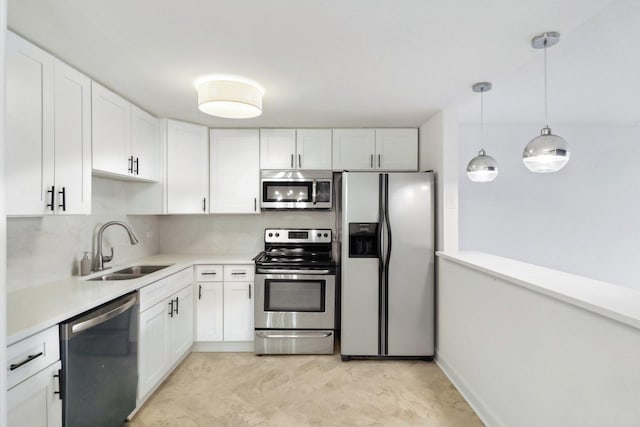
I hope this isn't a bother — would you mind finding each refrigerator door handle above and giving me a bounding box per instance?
[383,173,392,354]
[377,173,385,355]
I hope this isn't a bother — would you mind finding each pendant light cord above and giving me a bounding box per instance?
[480,87,484,149]
[544,38,548,127]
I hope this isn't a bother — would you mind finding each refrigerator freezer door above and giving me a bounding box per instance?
[341,172,381,356]
[386,172,435,356]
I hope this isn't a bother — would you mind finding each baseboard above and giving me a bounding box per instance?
[435,351,503,427]
[192,341,254,352]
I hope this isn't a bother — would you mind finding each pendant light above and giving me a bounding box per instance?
[523,31,570,172]
[466,82,498,183]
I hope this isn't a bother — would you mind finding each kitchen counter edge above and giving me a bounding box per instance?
[7,253,256,345]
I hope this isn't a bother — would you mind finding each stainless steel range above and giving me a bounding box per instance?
[253,228,336,355]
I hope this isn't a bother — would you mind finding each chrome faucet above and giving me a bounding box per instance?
[94,221,140,272]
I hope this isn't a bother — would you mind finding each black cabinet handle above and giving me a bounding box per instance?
[254,197,257,212]
[175,296,179,315]
[134,157,139,175]
[168,300,174,318]
[128,156,133,173]
[58,187,66,211]
[198,284,202,300]
[54,369,62,399]
[231,272,247,275]
[46,186,55,211]
[201,272,217,275]
[202,198,206,212]
[10,352,44,371]
[248,284,251,299]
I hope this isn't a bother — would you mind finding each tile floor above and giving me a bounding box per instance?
[128,351,482,427]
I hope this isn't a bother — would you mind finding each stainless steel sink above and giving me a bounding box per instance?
[87,264,172,281]
[112,265,172,275]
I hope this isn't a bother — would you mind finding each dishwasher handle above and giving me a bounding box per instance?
[68,293,138,335]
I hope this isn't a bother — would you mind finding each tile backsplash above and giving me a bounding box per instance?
[7,177,160,291]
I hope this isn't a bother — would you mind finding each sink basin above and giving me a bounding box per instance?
[112,265,172,275]
[87,264,173,281]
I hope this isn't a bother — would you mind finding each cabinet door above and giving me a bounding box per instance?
[375,128,418,171]
[138,301,170,400]
[169,285,194,365]
[131,105,160,182]
[223,282,254,341]
[296,129,332,170]
[166,120,209,214]
[5,31,54,216]
[195,282,224,342]
[260,129,296,169]
[8,361,62,427]
[53,60,92,215]
[91,81,131,177]
[210,129,260,213]
[332,129,376,171]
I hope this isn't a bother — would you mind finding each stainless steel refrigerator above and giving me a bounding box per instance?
[340,171,434,360]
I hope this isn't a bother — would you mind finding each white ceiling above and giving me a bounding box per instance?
[8,0,617,128]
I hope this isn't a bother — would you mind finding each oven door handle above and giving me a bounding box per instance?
[256,268,332,275]
[256,331,333,339]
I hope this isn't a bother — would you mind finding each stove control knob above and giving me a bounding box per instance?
[323,233,329,238]
[268,233,273,237]
[275,232,280,237]
[317,233,321,238]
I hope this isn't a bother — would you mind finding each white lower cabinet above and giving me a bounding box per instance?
[195,264,254,347]
[7,325,62,427]
[8,361,62,427]
[196,282,224,341]
[138,268,193,403]
[223,282,254,341]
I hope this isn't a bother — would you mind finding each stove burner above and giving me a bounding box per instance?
[254,228,336,272]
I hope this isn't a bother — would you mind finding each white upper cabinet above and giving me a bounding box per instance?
[166,119,209,214]
[332,129,376,171]
[375,128,418,170]
[332,128,417,171]
[131,105,160,181]
[91,81,131,177]
[260,129,296,169]
[6,32,91,216]
[92,82,160,181]
[210,129,260,214]
[53,60,92,215]
[6,31,54,216]
[296,129,332,170]
[260,129,332,170]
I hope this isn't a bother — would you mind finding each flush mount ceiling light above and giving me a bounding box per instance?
[196,78,263,119]
[523,31,570,173]
[467,82,498,183]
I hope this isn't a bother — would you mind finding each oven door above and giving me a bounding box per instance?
[254,272,335,330]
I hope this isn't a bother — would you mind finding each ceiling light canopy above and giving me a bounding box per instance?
[523,32,570,173]
[196,77,264,119]
[467,82,498,183]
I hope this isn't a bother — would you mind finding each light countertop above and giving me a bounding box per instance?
[437,251,640,330]
[7,253,256,345]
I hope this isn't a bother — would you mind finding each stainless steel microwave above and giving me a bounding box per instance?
[260,170,333,210]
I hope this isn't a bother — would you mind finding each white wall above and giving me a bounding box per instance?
[159,211,335,255]
[6,177,160,290]
[437,256,640,427]
[419,109,459,251]
[458,123,640,290]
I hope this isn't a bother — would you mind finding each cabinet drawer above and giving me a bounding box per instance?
[8,325,60,390]
[140,267,193,312]
[195,265,223,282]
[223,265,254,282]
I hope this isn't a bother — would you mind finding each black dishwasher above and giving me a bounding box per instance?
[60,291,138,427]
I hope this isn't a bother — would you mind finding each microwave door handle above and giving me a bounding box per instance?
[312,180,317,204]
